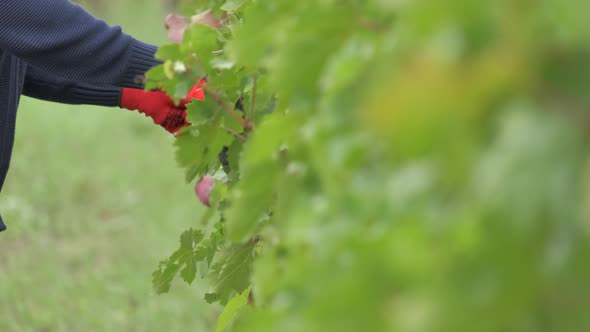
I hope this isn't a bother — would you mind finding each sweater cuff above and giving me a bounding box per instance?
[120,40,162,89]
[66,85,122,107]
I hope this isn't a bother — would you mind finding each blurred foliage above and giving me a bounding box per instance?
[150,0,590,331]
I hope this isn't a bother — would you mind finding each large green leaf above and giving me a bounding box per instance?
[215,288,251,332]
[206,240,258,304]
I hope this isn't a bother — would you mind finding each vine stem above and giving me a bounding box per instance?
[204,86,248,129]
[222,126,248,142]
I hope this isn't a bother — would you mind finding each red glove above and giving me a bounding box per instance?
[119,81,205,134]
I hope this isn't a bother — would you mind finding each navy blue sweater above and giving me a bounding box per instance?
[0,0,161,232]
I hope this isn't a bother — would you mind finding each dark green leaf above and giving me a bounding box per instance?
[187,97,219,126]
[206,240,257,304]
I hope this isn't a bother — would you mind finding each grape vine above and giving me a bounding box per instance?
[150,1,590,331]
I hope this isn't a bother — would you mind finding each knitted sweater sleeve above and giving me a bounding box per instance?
[0,0,160,89]
[23,66,122,107]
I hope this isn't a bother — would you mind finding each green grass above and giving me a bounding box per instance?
[0,2,214,331]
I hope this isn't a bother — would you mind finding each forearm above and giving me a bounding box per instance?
[0,0,159,88]
[23,66,122,106]
[23,66,195,134]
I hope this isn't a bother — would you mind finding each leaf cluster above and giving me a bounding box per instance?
[150,0,590,331]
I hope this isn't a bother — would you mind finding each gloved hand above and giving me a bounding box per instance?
[119,83,204,134]
[120,88,187,134]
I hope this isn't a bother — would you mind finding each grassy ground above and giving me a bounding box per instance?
[0,2,213,331]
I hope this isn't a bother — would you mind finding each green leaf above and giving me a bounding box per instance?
[215,288,251,332]
[224,138,245,183]
[174,80,190,100]
[220,100,301,242]
[145,65,180,97]
[152,229,204,293]
[200,221,224,266]
[152,261,180,294]
[205,293,219,304]
[174,133,207,183]
[241,111,303,166]
[181,228,205,248]
[208,66,244,97]
[224,160,278,242]
[155,44,184,61]
[221,0,248,14]
[187,97,219,126]
[226,1,278,67]
[175,125,235,183]
[206,240,257,304]
[180,256,197,284]
[183,24,221,73]
[320,36,375,96]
